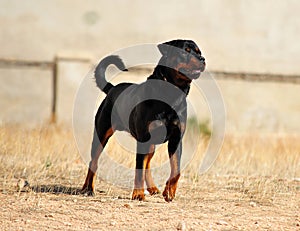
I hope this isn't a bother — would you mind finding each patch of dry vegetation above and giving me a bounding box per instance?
[0,125,299,195]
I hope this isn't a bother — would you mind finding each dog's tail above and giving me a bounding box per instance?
[94,55,127,94]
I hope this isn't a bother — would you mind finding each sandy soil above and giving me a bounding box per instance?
[1,175,299,231]
[0,126,299,230]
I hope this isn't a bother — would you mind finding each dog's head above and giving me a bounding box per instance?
[158,39,206,87]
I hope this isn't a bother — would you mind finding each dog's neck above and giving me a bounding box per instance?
[148,65,166,81]
[148,65,191,95]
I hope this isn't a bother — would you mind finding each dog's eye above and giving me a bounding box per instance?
[185,47,191,53]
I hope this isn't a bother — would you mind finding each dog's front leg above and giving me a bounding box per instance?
[144,144,160,195]
[132,154,146,201]
[163,138,182,202]
[132,143,153,201]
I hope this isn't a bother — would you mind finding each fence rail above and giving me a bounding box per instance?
[127,66,300,84]
[213,71,300,84]
[0,57,299,123]
[0,58,53,69]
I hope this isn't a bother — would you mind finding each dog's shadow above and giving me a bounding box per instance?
[29,184,106,196]
[28,184,134,200]
[30,185,83,195]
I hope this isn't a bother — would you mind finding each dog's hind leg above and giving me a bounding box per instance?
[81,124,114,196]
[144,144,160,195]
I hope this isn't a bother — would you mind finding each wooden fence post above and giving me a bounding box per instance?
[50,57,58,123]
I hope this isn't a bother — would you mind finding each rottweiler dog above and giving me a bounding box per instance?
[81,39,206,202]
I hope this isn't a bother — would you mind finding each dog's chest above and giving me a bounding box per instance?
[152,98,187,129]
[154,111,179,127]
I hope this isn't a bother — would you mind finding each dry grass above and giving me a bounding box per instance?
[0,125,83,194]
[1,125,299,196]
[0,125,299,230]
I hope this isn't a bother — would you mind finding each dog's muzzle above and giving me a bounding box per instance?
[179,59,206,80]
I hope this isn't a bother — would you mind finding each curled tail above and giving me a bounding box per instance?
[94,55,127,94]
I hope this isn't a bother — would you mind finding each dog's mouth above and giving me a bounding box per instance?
[178,65,205,80]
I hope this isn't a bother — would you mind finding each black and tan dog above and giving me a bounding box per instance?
[81,39,206,202]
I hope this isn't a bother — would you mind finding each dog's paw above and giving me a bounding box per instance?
[162,184,177,202]
[81,186,95,197]
[132,189,145,201]
[147,186,160,195]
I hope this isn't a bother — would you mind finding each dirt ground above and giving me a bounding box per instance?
[0,126,299,230]
[1,177,299,231]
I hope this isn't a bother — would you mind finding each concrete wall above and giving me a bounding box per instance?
[0,68,52,125]
[1,0,300,74]
[0,0,299,133]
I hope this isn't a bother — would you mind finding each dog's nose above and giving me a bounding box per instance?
[200,56,205,62]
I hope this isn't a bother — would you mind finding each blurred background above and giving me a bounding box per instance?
[0,0,299,134]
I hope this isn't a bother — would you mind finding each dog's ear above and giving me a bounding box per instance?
[158,40,184,56]
[158,43,170,56]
